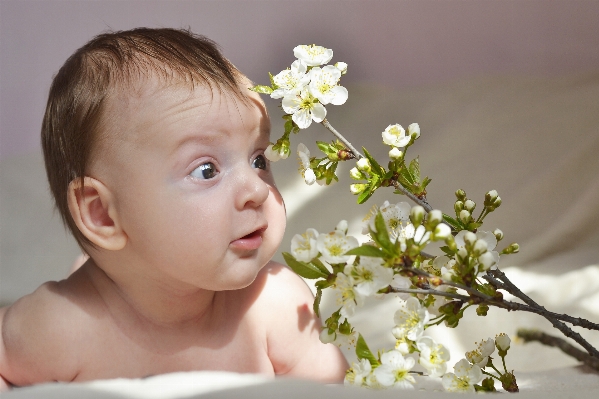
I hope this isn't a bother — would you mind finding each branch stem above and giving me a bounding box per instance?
[517,329,599,371]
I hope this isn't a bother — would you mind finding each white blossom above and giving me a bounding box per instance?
[319,329,356,350]
[373,350,416,389]
[416,336,450,377]
[403,223,431,244]
[442,359,483,393]
[382,124,411,148]
[389,147,403,159]
[270,59,310,99]
[344,358,372,387]
[465,338,495,368]
[366,201,412,243]
[308,65,348,105]
[335,61,348,74]
[264,143,289,162]
[407,123,420,139]
[282,90,326,129]
[331,272,364,319]
[345,257,393,297]
[297,143,317,185]
[495,333,511,352]
[293,44,333,66]
[290,228,319,262]
[393,297,430,341]
[316,230,359,264]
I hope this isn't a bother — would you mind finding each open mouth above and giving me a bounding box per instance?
[230,227,266,251]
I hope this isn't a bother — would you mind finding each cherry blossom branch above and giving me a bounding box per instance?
[483,271,599,331]
[517,329,599,371]
[320,119,363,159]
[404,266,599,358]
[319,119,434,212]
[318,113,599,358]
[388,287,470,301]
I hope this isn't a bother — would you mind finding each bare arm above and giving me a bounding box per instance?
[258,263,348,383]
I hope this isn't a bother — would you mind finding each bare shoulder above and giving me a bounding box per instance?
[247,261,348,382]
[1,270,99,386]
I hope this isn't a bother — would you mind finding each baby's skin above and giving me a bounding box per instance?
[0,75,348,389]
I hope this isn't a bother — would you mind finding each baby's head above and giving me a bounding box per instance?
[42,28,285,289]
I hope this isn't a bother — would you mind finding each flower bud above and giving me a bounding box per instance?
[304,168,316,185]
[493,228,504,241]
[455,189,467,201]
[356,157,371,173]
[349,167,363,180]
[459,210,472,224]
[336,220,349,234]
[478,251,497,270]
[433,223,452,240]
[488,196,502,210]
[495,333,511,352]
[502,243,520,254]
[454,201,464,214]
[388,147,403,160]
[410,205,425,226]
[335,62,348,75]
[463,231,477,245]
[464,199,476,212]
[473,239,488,256]
[457,247,468,261]
[408,123,420,139]
[319,329,336,344]
[485,189,498,205]
[445,236,457,251]
[265,143,282,162]
[428,209,443,225]
[350,183,367,195]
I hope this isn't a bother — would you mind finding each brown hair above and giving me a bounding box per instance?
[41,27,243,249]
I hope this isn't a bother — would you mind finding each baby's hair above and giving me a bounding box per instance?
[41,27,244,249]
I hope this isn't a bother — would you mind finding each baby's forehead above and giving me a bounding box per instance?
[99,73,267,145]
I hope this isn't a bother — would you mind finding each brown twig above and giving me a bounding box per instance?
[485,269,599,358]
[517,329,599,371]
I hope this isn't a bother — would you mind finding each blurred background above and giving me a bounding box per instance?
[1,0,599,372]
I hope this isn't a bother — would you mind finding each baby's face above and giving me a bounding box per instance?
[91,77,286,291]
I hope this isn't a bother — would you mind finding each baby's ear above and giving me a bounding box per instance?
[67,177,127,251]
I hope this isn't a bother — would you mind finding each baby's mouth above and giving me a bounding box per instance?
[230,227,267,251]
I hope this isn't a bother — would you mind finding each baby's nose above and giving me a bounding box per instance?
[234,168,270,209]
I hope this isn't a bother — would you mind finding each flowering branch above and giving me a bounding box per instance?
[253,43,599,392]
[517,329,599,371]
[320,119,363,159]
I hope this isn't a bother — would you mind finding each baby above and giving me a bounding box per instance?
[0,28,347,389]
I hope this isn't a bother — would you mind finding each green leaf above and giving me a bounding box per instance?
[362,148,385,176]
[313,288,322,317]
[311,257,332,275]
[372,212,394,255]
[316,141,330,153]
[345,245,386,258]
[268,72,278,89]
[356,334,380,367]
[442,213,461,230]
[399,166,416,187]
[440,245,455,256]
[282,252,328,279]
[409,157,421,182]
[357,175,380,204]
[249,85,273,95]
[421,176,432,189]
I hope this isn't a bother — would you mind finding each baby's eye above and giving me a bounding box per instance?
[252,154,268,170]
[190,162,219,180]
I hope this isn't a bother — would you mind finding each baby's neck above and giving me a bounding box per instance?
[82,259,222,329]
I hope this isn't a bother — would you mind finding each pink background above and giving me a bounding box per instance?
[1,0,598,159]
